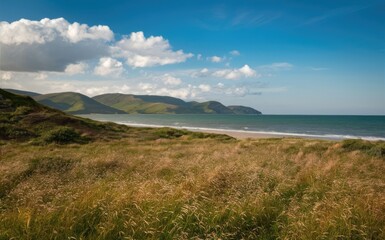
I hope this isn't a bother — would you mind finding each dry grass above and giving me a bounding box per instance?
[1,137,384,239]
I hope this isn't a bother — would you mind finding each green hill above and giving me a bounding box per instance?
[4,88,41,97]
[5,89,262,114]
[228,105,262,114]
[93,93,262,114]
[33,92,125,114]
[0,89,130,142]
[0,89,231,143]
[92,93,179,114]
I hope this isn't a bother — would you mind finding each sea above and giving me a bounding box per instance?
[79,114,385,141]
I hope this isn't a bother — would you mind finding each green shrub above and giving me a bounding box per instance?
[13,106,33,116]
[342,139,372,151]
[0,123,34,140]
[342,139,385,158]
[43,126,82,144]
[154,128,187,139]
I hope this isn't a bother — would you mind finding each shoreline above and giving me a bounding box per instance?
[187,128,339,140]
[78,115,385,141]
[78,115,385,142]
[189,128,311,140]
[114,122,384,141]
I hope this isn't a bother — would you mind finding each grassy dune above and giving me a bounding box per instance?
[1,136,384,239]
[1,89,384,239]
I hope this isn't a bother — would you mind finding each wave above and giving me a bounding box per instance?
[114,121,385,141]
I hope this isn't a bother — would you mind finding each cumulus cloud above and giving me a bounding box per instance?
[213,64,259,80]
[0,18,112,72]
[94,57,123,77]
[65,62,88,75]
[209,56,223,63]
[0,18,113,45]
[160,74,182,86]
[114,31,193,68]
[198,84,211,92]
[0,18,192,73]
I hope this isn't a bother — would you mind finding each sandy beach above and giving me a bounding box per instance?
[188,128,344,140]
[190,128,286,139]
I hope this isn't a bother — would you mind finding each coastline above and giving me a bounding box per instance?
[72,115,385,141]
[189,128,306,140]
[116,122,379,141]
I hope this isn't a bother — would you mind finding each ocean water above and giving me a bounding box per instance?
[79,114,385,141]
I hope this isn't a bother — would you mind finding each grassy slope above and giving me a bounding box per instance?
[93,93,178,114]
[1,90,385,239]
[0,89,226,143]
[1,137,384,239]
[228,105,262,114]
[93,93,261,114]
[4,89,41,97]
[33,92,125,114]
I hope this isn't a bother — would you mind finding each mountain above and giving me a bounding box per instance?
[4,89,41,97]
[33,92,125,114]
[93,93,262,114]
[92,93,181,114]
[227,105,262,114]
[0,89,232,143]
[5,89,262,114]
[0,89,130,142]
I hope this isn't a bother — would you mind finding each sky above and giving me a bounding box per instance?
[0,0,384,115]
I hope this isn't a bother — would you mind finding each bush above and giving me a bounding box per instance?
[13,106,33,116]
[342,139,372,151]
[154,128,187,139]
[0,123,34,140]
[43,126,82,144]
[342,139,385,158]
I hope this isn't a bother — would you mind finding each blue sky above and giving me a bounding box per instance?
[0,0,384,114]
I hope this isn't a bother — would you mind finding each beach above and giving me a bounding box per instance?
[79,114,385,141]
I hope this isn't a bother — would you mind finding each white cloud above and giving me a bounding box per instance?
[229,50,240,56]
[138,82,156,92]
[213,64,259,80]
[0,18,111,72]
[1,71,13,80]
[155,87,193,99]
[0,18,191,73]
[238,65,256,77]
[114,31,193,68]
[35,72,48,80]
[0,18,113,45]
[198,84,211,92]
[197,54,202,60]
[160,74,182,86]
[210,56,222,63]
[84,86,110,96]
[65,62,88,75]
[94,57,123,77]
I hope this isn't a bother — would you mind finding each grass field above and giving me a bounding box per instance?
[1,134,384,239]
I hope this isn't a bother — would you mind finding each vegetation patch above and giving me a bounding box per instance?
[42,126,85,144]
[342,139,385,158]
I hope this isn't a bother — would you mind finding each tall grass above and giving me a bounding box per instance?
[1,137,384,239]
